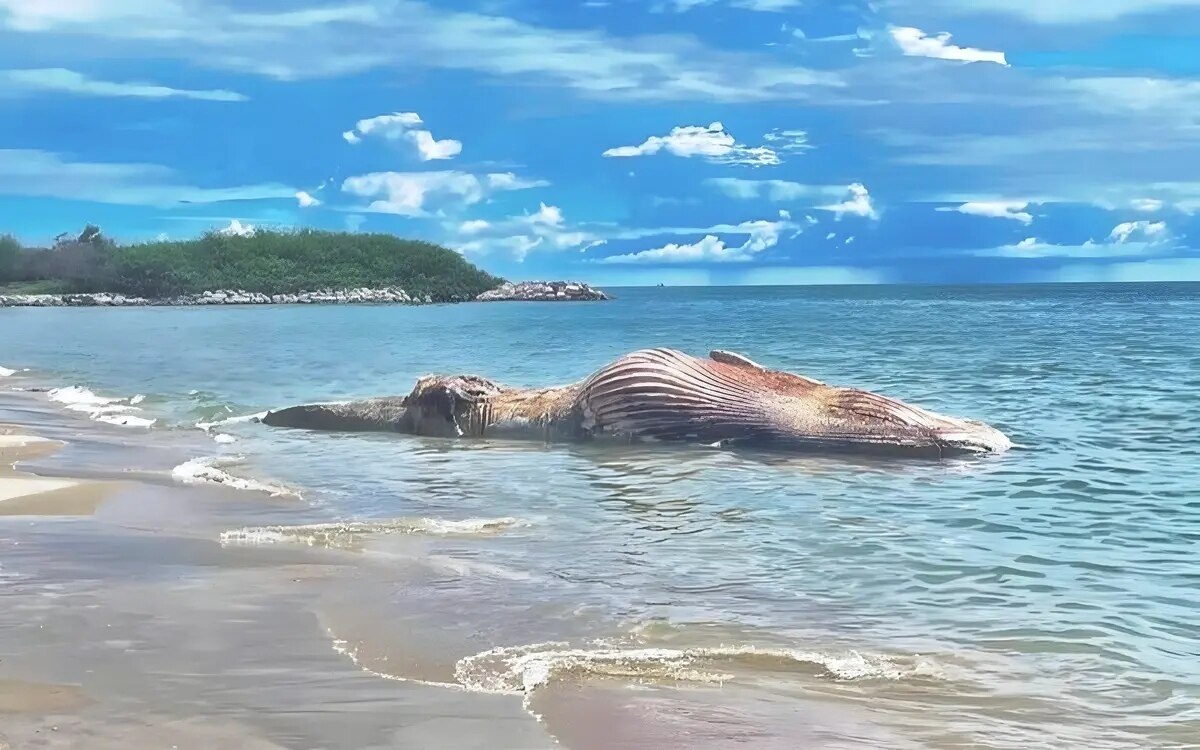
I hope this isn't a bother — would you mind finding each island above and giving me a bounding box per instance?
[0,227,607,307]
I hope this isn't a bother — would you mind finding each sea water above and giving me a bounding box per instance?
[2,283,1198,748]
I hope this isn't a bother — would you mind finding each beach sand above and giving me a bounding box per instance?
[0,432,116,516]
[0,400,558,750]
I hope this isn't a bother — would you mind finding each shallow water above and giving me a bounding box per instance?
[2,283,1199,748]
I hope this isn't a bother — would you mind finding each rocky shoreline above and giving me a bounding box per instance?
[476,281,610,302]
[0,281,608,308]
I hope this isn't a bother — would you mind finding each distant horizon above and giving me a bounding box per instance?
[595,278,1200,288]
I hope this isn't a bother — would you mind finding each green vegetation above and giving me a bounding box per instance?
[0,227,503,301]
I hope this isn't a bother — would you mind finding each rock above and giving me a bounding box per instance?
[0,284,533,308]
[476,281,610,302]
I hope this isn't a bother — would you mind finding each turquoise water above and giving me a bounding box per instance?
[3,284,1199,747]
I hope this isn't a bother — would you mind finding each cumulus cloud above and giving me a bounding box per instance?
[341,170,544,215]
[1108,220,1167,244]
[604,122,780,166]
[459,219,491,234]
[817,183,878,220]
[980,222,1172,258]
[343,111,462,160]
[0,68,246,101]
[600,218,789,264]
[218,219,256,237]
[453,202,602,260]
[601,235,741,264]
[1130,199,1165,212]
[295,191,321,208]
[889,26,1008,66]
[937,200,1032,224]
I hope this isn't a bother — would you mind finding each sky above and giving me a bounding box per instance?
[1,0,1199,285]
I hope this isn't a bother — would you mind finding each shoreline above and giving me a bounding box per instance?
[0,431,117,516]
[0,281,610,308]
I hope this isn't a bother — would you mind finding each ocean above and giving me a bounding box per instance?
[1,283,1198,748]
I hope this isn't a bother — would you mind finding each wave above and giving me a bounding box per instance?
[46,385,156,428]
[455,641,945,697]
[0,365,17,377]
[171,456,293,496]
[196,410,266,431]
[213,433,238,444]
[219,516,526,547]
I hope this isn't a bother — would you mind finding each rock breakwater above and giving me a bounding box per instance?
[475,281,609,302]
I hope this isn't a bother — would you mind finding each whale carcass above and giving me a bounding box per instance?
[262,348,1012,457]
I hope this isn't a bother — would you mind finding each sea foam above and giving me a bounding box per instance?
[455,642,945,698]
[46,386,156,428]
[0,365,16,377]
[172,456,292,496]
[220,517,526,547]
[196,411,267,431]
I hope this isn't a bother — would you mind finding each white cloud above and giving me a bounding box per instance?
[341,170,542,215]
[0,148,295,206]
[218,219,256,237]
[817,183,878,220]
[706,177,850,202]
[1131,199,1165,212]
[979,223,1172,258]
[889,26,1008,66]
[459,219,491,234]
[0,68,246,101]
[1058,77,1200,120]
[343,111,462,160]
[826,232,836,240]
[937,200,1032,224]
[295,191,321,208]
[844,236,855,245]
[453,202,600,260]
[600,218,788,263]
[1108,220,1167,244]
[486,173,548,191]
[669,0,805,10]
[0,1,840,102]
[601,235,743,264]
[761,129,812,154]
[918,0,1200,24]
[603,122,779,166]
[523,202,564,227]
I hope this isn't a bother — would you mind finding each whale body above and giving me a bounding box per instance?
[262,348,1012,457]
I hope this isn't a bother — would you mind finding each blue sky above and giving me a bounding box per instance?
[1,0,1199,285]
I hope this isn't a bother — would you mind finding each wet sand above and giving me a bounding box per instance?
[0,395,557,750]
[0,432,118,516]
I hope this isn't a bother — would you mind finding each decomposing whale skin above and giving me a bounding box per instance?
[262,348,1012,457]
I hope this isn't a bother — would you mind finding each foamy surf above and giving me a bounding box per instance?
[172,456,293,496]
[455,642,945,697]
[196,411,266,431]
[46,386,156,428]
[0,365,17,377]
[219,517,527,547]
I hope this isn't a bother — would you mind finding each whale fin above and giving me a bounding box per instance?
[710,350,766,370]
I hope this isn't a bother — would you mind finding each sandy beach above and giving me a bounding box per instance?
[0,391,558,750]
[0,433,116,516]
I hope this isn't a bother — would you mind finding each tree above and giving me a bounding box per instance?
[0,235,19,283]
